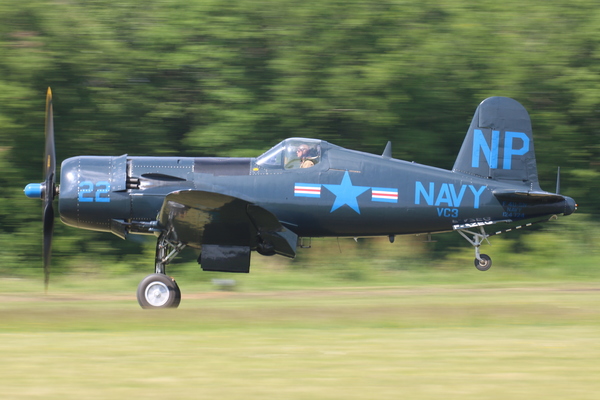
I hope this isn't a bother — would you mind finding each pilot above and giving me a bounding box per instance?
[296,144,316,168]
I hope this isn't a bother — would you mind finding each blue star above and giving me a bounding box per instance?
[323,171,370,214]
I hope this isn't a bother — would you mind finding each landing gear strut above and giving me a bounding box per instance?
[457,226,493,271]
[137,230,186,309]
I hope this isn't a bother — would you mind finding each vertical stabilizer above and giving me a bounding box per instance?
[452,97,541,190]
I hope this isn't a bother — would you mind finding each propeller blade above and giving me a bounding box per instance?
[43,202,54,291]
[44,87,56,202]
[43,87,56,290]
[23,87,58,290]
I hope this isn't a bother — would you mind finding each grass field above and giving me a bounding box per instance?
[1,272,600,400]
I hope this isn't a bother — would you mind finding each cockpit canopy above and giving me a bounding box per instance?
[256,138,323,169]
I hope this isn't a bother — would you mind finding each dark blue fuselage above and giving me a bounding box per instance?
[58,140,574,244]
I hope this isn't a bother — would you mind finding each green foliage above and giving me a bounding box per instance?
[1,0,599,276]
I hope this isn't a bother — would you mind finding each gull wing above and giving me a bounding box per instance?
[158,190,297,258]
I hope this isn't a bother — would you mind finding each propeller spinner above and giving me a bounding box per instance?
[24,88,58,290]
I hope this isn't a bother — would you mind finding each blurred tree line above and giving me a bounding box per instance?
[0,0,598,276]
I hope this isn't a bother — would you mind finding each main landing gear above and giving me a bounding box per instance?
[137,231,186,309]
[457,226,493,271]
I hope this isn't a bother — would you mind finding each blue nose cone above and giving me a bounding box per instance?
[24,183,43,199]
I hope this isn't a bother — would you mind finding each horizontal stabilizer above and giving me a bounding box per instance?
[492,189,565,203]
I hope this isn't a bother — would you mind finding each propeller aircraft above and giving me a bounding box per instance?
[24,89,577,308]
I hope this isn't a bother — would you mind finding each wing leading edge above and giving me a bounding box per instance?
[158,190,297,272]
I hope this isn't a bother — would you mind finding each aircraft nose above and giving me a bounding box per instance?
[564,196,577,216]
[24,183,43,199]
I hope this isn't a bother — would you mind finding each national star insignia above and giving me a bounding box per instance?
[323,171,370,214]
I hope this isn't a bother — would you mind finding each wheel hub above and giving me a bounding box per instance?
[145,282,170,307]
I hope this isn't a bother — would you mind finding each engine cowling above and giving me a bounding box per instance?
[59,155,131,233]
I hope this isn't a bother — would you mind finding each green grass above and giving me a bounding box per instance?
[2,216,599,399]
[1,277,600,400]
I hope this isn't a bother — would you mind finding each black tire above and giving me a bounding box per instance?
[474,254,492,271]
[137,274,181,309]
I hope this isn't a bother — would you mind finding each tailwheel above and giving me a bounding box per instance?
[474,254,492,271]
[137,273,181,309]
[456,226,493,271]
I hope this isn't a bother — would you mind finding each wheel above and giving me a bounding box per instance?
[137,273,181,309]
[474,254,492,271]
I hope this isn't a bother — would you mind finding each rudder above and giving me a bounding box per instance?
[452,97,541,190]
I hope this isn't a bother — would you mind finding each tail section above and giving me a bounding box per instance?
[453,97,541,191]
